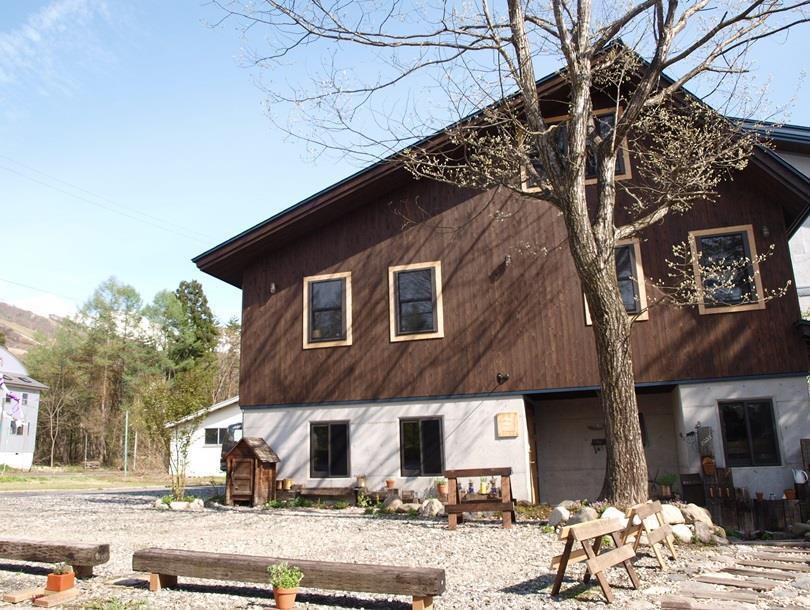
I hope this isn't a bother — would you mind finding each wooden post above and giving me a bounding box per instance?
[447,476,458,530]
[72,565,93,579]
[412,595,433,610]
[149,573,177,592]
[501,475,513,528]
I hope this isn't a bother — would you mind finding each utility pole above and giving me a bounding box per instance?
[123,410,129,476]
[132,431,138,472]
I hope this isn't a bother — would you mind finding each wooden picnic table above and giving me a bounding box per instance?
[443,467,515,529]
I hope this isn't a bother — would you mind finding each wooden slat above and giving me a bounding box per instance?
[563,518,623,542]
[721,567,794,581]
[550,547,589,568]
[133,548,445,596]
[679,583,758,603]
[646,525,672,545]
[443,468,511,478]
[33,589,79,608]
[2,587,46,603]
[584,544,635,575]
[0,539,109,567]
[752,552,810,563]
[444,502,513,514]
[694,575,775,590]
[738,559,810,572]
[661,595,739,610]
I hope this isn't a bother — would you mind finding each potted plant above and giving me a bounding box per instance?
[435,477,447,496]
[479,476,488,495]
[267,561,304,610]
[46,563,75,592]
[385,478,396,490]
[657,473,677,498]
[785,488,797,500]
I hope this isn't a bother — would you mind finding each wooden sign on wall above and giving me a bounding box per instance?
[496,412,519,438]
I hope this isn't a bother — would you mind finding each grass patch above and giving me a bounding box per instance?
[82,598,150,610]
[515,502,552,521]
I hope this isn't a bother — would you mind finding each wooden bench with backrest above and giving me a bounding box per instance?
[622,500,677,569]
[0,538,110,578]
[550,518,640,603]
[133,547,445,610]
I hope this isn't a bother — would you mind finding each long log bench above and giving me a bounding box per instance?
[133,547,446,610]
[0,538,110,578]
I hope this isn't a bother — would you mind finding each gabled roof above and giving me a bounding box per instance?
[224,436,280,464]
[738,119,810,153]
[166,395,239,429]
[194,59,810,286]
[2,373,47,391]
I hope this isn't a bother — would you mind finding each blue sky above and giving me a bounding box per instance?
[1,0,809,323]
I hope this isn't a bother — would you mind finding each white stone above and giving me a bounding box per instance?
[694,521,714,544]
[189,498,204,511]
[681,503,713,526]
[418,499,444,517]
[671,524,693,543]
[567,507,598,525]
[558,500,580,510]
[600,506,629,529]
[661,503,685,525]
[169,501,190,511]
[396,502,421,513]
[548,506,570,527]
[382,497,402,512]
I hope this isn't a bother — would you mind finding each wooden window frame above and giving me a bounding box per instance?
[302,271,353,349]
[399,417,445,477]
[388,261,445,342]
[688,224,765,315]
[584,238,649,325]
[309,421,351,479]
[522,107,633,192]
[718,399,780,467]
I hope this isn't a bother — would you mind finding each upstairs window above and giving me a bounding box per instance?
[400,418,444,476]
[689,225,765,315]
[525,108,632,190]
[303,272,352,348]
[719,400,779,467]
[204,427,228,445]
[388,262,444,342]
[310,422,350,478]
[21,393,28,406]
[585,239,648,324]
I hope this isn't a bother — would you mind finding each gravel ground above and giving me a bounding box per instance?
[0,490,808,609]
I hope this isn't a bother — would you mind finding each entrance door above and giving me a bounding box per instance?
[523,399,540,503]
[231,459,254,497]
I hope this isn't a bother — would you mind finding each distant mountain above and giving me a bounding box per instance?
[0,303,59,360]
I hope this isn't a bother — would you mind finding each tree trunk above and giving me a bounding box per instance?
[581,264,649,506]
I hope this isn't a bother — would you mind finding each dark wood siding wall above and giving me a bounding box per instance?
[240,169,805,407]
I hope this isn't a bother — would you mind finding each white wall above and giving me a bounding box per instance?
[675,375,810,498]
[178,402,242,477]
[776,150,810,311]
[0,389,39,470]
[243,396,533,501]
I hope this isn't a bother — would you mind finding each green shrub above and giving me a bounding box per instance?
[267,562,304,589]
[293,496,313,508]
[82,599,150,610]
[333,500,349,509]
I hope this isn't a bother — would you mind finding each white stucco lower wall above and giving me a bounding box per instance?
[0,389,39,470]
[175,402,242,477]
[243,396,533,501]
[675,375,810,498]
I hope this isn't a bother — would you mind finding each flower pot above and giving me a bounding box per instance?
[701,456,716,476]
[46,572,75,592]
[436,483,447,496]
[785,488,797,500]
[385,479,395,490]
[755,491,764,501]
[659,484,672,498]
[282,479,293,491]
[273,586,299,609]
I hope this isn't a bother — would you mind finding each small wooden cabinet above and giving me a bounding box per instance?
[224,437,280,507]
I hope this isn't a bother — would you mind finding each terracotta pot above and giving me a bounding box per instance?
[273,586,299,609]
[385,479,395,490]
[755,492,764,501]
[701,456,716,476]
[282,479,293,491]
[436,483,447,496]
[660,484,672,498]
[46,572,75,592]
[785,488,797,500]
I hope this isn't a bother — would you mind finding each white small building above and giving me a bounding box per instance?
[0,346,44,470]
[168,395,241,477]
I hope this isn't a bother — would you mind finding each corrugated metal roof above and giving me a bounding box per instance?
[3,373,47,391]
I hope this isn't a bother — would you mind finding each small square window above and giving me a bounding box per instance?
[689,225,765,315]
[388,262,444,342]
[400,418,444,476]
[204,428,219,445]
[310,422,350,478]
[21,393,28,406]
[584,240,648,324]
[303,272,352,349]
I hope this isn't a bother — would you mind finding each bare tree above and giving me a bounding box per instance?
[214,0,809,504]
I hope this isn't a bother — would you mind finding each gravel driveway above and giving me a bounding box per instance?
[0,490,808,609]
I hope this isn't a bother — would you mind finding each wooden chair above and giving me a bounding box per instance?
[551,518,640,603]
[622,500,678,570]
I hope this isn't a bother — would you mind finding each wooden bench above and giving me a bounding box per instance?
[444,467,515,529]
[622,500,677,569]
[133,547,445,610]
[0,538,109,578]
[551,518,640,603]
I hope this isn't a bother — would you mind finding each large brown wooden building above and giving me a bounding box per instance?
[196,74,810,504]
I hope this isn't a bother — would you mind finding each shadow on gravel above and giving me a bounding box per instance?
[114,579,409,609]
[0,562,50,576]
[501,573,557,594]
